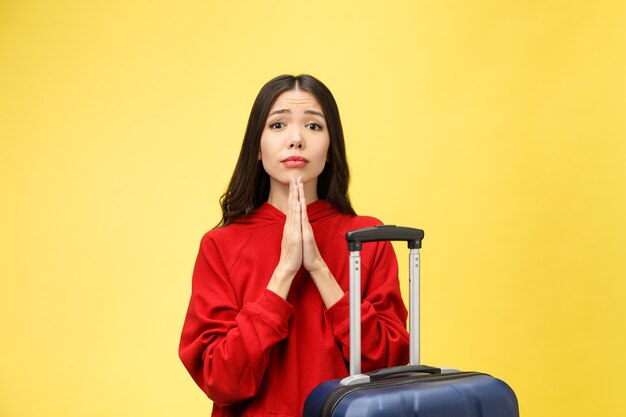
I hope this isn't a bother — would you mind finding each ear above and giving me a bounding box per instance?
[258,151,262,161]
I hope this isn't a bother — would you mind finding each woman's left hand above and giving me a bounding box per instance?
[296,177,326,274]
[296,177,344,307]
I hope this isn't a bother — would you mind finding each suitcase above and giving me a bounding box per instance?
[303,225,519,417]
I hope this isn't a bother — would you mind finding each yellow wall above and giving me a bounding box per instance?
[1,1,624,416]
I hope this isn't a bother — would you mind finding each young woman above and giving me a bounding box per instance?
[179,74,409,417]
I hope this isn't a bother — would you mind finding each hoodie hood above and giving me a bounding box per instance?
[233,200,341,228]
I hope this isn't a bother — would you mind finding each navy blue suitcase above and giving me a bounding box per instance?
[303,226,519,417]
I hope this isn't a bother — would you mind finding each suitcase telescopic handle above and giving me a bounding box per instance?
[344,225,424,382]
[345,225,424,251]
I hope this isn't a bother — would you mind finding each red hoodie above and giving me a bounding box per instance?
[179,200,409,417]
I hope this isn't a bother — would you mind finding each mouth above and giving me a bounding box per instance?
[281,156,309,168]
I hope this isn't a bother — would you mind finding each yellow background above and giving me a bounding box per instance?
[1,1,625,416]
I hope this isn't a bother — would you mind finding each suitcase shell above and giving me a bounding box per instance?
[304,371,518,417]
[303,225,519,417]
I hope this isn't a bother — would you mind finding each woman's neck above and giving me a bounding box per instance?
[267,178,318,215]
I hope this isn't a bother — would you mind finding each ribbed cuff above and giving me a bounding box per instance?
[324,291,351,334]
[246,288,294,338]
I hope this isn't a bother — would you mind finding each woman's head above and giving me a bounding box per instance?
[218,74,355,227]
[259,88,331,195]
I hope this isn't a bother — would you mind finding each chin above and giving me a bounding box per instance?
[265,163,326,185]
[268,171,318,186]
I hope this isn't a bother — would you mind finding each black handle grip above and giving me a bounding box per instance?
[367,365,442,381]
[345,225,424,251]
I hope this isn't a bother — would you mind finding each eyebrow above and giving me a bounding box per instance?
[268,109,325,118]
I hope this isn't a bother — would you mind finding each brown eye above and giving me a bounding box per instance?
[270,122,285,129]
[307,123,321,131]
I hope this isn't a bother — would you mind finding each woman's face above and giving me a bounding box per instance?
[259,89,330,188]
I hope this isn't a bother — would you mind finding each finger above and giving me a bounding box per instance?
[298,179,309,225]
[285,178,299,243]
[291,178,301,236]
[287,177,294,217]
[297,177,305,227]
[296,177,303,199]
[285,178,293,231]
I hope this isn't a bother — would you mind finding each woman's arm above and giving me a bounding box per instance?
[295,175,409,370]
[297,178,345,307]
[178,236,293,408]
[324,239,410,372]
[267,177,303,299]
[180,179,307,408]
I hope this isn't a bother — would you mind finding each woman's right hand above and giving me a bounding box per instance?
[279,178,304,275]
[267,178,302,298]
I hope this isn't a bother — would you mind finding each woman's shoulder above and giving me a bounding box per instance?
[351,214,384,227]
[200,203,280,242]
[194,223,257,269]
[333,211,385,233]
[310,200,381,226]
[199,221,253,247]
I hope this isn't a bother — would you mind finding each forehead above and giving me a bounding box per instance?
[270,89,323,112]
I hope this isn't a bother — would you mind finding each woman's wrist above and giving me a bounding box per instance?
[267,264,296,299]
[306,258,329,278]
[309,263,344,308]
[307,261,329,281]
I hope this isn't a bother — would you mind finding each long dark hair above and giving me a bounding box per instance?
[216,74,356,227]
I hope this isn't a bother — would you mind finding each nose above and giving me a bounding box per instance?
[288,128,304,150]
[289,142,303,149]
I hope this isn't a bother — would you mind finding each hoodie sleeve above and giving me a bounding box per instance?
[324,239,410,372]
[178,233,293,408]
